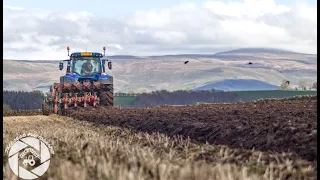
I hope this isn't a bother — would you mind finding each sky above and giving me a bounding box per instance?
[3,0,317,60]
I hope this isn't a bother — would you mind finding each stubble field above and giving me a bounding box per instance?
[3,96,317,180]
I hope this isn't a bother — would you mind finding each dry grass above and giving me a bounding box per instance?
[3,109,43,117]
[3,115,316,180]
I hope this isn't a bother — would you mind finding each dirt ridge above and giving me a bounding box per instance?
[63,96,317,162]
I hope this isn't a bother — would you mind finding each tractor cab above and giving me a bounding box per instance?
[58,46,112,83]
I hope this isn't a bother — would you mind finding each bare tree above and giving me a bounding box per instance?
[128,91,135,96]
[280,80,290,90]
[312,82,317,89]
[298,80,307,90]
[3,104,12,113]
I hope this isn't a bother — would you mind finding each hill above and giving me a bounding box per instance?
[215,47,302,55]
[3,48,317,93]
[193,79,280,91]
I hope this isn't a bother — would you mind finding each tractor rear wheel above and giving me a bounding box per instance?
[42,102,50,116]
[99,84,114,106]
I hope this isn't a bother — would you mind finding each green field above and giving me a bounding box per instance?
[233,90,317,101]
[114,90,317,106]
[114,96,137,106]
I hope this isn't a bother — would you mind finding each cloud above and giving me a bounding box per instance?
[3,0,317,60]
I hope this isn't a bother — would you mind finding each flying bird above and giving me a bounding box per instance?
[184,61,189,64]
[248,62,253,65]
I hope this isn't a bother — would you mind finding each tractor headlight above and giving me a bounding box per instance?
[64,74,78,82]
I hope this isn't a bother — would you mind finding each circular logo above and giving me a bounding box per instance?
[5,134,54,179]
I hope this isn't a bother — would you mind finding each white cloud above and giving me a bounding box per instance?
[3,0,317,60]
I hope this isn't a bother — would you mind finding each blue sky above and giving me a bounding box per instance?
[4,0,316,17]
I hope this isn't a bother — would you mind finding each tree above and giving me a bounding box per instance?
[280,80,290,90]
[298,80,307,90]
[312,82,317,89]
[3,104,12,113]
[33,90,44,96]
[128,91,135,96]
[185,88,192,93]
[211,86,216,92]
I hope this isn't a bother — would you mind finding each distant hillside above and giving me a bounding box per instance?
[3,48,317,93]
[193,79,280,91]
[215,48,302,55]
[15,60,60,63]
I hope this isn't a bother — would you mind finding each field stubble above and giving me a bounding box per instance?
[3,113,316,180]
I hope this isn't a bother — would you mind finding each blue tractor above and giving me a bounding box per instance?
[43,46,113,114]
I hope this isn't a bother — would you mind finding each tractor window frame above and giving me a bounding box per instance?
[72,56,102,76]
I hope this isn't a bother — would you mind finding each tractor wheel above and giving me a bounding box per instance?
[99,84,114,106]
[42,102,50,116]
[58,103,65,116]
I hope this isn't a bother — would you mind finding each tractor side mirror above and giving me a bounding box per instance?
[102,59,112,71]
[108,61,112,70]
[59,61,63,70]
[102,60,106,72]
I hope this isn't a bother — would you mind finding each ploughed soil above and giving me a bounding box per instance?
[63,96,317,162]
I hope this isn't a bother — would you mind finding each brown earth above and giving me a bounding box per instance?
[63,96,317,162]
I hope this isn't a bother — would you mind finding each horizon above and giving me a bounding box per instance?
[4,0,317,60]
[3,47,317,61]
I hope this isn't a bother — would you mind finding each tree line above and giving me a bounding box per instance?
[134,90,239,107]
[279,80,317,90]
[3,87,317,110]
[3,90,45,110]
[3,89,239,110]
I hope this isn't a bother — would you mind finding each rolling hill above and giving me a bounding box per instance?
[193,79,280,91]
[3,48,317,93]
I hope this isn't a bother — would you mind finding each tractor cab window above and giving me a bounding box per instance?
[73,57,101,76]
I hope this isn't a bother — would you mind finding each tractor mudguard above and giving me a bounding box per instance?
[99,76,113,85]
